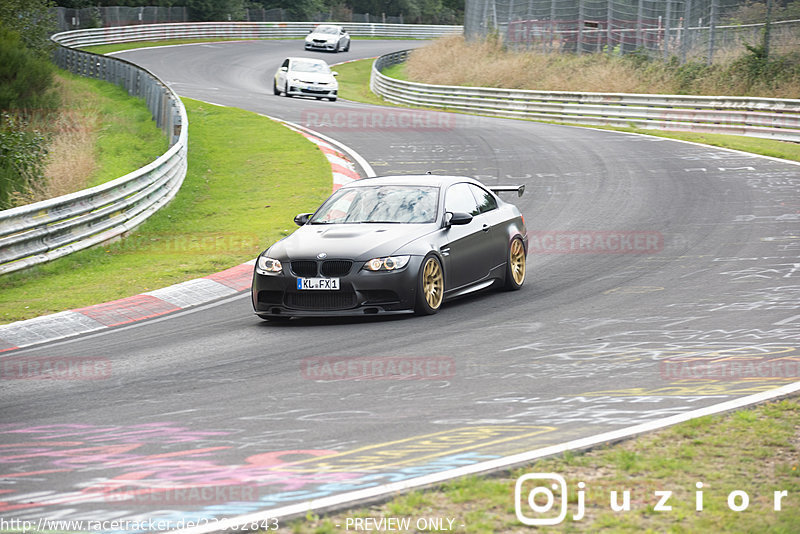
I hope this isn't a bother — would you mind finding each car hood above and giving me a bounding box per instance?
[268,223,435,261]
[306,33,337,42]
[289,72,336,85]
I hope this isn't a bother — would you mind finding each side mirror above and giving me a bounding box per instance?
[331,71,339,77]
[445,211,473,227]
[294,213,312,226]
[280,66,288,72]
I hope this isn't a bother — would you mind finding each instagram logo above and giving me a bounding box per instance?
[515,473,584,525]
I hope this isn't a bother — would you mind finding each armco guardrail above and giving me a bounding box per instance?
[371,50,800,142]
[0,32,188,275]
[0,23,460,275]
[52,21,462,48]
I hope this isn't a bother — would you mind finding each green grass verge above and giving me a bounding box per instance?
[0,98,331,323]
[335,60,410,107]
[60,71,169,187]
[334,57,386,106]
[605,128,800,162]
[289,397,800,533]
[335,58,800,164]
[380,62,407,80]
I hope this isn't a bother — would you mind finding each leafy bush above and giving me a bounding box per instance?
[0,0,56,59]
[0,23,56,209]
[0,25,57,111]
[730,44,800,91]
[724,0,800,24]
[671,60,713,94]
[0,113,48,209]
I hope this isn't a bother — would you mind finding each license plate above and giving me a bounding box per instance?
[297,278,340,290]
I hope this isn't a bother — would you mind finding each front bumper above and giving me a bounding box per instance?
[252,257,423,318]
[305,41,338,51]
[286,85,337,99]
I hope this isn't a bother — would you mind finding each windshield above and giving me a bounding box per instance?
[314,26,339,35]
[292,60,330,74]
[310,185,439,224]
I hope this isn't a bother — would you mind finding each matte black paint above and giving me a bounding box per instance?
[252,175,528,318]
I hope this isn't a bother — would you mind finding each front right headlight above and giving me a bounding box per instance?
[363,255,410,272]
[256,255,283,274]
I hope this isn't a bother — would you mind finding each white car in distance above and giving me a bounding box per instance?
[274,57,338,102]
[305,24,350,52]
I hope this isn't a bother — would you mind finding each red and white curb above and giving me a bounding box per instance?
[0,118,370,353]
[265,113,376,181]
[0,262,255,352]
[285,125,361,190]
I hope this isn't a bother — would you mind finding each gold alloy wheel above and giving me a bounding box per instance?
[510,238,526,285]
[423,257,444,310]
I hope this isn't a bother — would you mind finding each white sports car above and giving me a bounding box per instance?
[305,24,350,52]
[273,57,338,101]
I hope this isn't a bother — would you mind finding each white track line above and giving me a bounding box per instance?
[263,114,376,177]
[173,380,800,534]
[171,81,800,534]
[86,63,798,530]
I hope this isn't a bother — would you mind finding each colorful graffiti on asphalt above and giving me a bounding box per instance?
[0,423,554,526]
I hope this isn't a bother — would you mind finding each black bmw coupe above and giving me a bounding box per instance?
[251,175,527,319]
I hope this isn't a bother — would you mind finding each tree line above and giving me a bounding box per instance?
[51,0,465,24]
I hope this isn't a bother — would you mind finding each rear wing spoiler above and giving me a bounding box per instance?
[489,184,525,197]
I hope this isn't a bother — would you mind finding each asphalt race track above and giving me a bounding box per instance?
[1,39,799,529]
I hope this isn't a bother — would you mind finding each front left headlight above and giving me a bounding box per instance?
[256,255,283,274]
[363,255,410,272]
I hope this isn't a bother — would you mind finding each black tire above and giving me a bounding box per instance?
[504,237,526,290]
[283,81,290,97]
[414,255,444,315]
[273,80,280,95]
[329,97,337,102]
[344,41,350,52]
[334,41,340,53]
